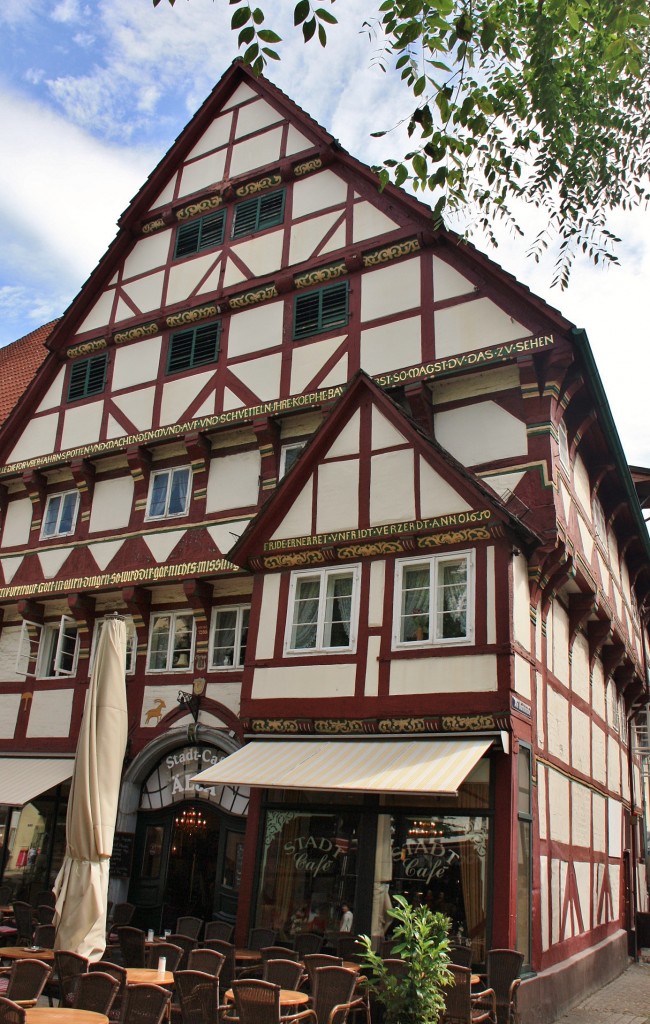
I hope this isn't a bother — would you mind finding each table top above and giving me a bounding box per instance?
[125,968,174,985]
[235,948,263,962]
[26,1010,107,1024]
[225,989,309,1007]
[342,961,361,973]
[0,946,55,962]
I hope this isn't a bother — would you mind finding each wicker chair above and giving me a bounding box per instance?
[335,935,363,962]
[33,924,55,949]
[187,949,225,977]
[89,962,126,1022]
[247,928,277,951]
[166,934,197,971]
[203,921,234,943]
[302,955,342,993]
[293,933,324,959]
[475,950,524,1024]
[175,918,203,940]
[0,997,25,1024]
[444,965,495,1024]
[34,892,56,910]
[3,959,52,1007]
[146,943,184,973]
[117,926,147,968]
[11,905,34,947]
[36,906,55,926]
[111,902,136,929]
[311,966,368,1024]
[174,970,221,1024]
[262,946,299,963]
[227,979,315,1024]
[72,972,119,1015]
[119,984,171,1024]
[263,959,304,990]
[202,941,236,991]
[383,959,409,981]
[449,944,473,969]
[52,951,89,1007]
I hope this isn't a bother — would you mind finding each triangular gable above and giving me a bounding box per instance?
[231,372,539,571]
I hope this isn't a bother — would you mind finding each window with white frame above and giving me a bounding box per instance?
[147,612,195,672]
[285,565,359,653]
[592,495,607,545]
[393,551,474,646]
[210,605,250,668]
[91,616,138,675]
[279,442,306,478]
[15,617,80,678]
[558,420,569,472]
[41,490,79,539]
[146,467,191,520]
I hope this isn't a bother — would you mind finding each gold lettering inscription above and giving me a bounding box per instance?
[263,511,491,552]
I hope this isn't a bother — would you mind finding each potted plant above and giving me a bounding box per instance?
[357,894,454,1024]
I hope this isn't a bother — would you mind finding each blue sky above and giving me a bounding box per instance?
[0,0,648,464]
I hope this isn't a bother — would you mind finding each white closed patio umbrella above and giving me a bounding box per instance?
[53,615,128,960]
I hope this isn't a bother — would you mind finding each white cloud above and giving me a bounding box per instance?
[51,0,83,24]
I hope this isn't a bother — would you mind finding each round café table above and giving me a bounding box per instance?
[225,989,309,1008]
[125,967,175,986]
[235,948,262,963]
[26,1010,107,1024]
[0,946,55,962]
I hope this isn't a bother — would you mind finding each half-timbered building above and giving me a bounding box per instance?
[0,60,648,1022]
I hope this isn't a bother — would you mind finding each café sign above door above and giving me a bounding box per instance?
[140,745,249,817]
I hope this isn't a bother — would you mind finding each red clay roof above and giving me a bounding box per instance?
[0,320,58,427]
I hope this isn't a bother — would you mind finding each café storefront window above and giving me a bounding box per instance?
[0,783,69,902]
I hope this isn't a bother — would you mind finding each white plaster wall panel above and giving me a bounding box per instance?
[206,518,251,553]
[285,125,312,155]
[607,735,621,794]
[550,859,561,945]
[256,574,281,659]
[361,261,421,321]
[360,318,422,377]
[106,415,125,439]
[27,688,74,738]
[576,514,594,562]
[178,150,227,199]
[325,410,360,459]
[557,480,571,522]
[573,455,591,513]
[368,560,385,628]
[612,581,623,620]
[186,112,233,159]
[596,552,608,594]
[223,388,245,411]
[115,297,136,323]
[574,861,590,933]
[390,654,497,695]
[123,232,170,279]
[8,413,58,462]
[166,254,220,307]
[270,478,313,539]
[1,498,32,548]
[1,557,24,584]
[536,670,545,748]
[316,460,360,533]
[203,683,242,717]
[546,687,569,763]
[229,127,283,179]
[37,367,65,412]
[570,705,591,776]
[0,627,24,684]
[592,792,606,852]
[352,201,400,242]
[479,471,525,500]
[537,764,547,839]
[0,693,20,738]
[591,658,605,719]
[593,863,604,925]
[370,450,416,525]
[159,370,216,425]
[514,653,531,699]
[38,547,73,579]
[486,546,496,644]
[252,663,356,699]
[290,335,346,394]
[365,635,381,697]
[545,605,553,665]
[223,258,248,289]
[622,761,629,803]
[432,256,475,301]
[319,354,348,388]
[76,289,115,334]
[230,352,282,402]
[289,211,344,265]
[228,301,284,359]
[234,98,283,138]
[610,864,620,922]
[419,461,471,517]
[141,686,175,727]
[434,298,529,358]
[552,600,570,685]
[371,408,406,452]
[89,477,134,533]
[608,798,622,856]
[143,530,184,563]
[571,633,590,703]
[292,170,348,219]
[230,231,284,278]
[512,553,531,649]
[434,402,528,466]
[112,388,155,433]
[121,272,165,316]
[591,722,606,785]
[321,223,347,256]
[206,450,260,513]
[571,780,591,847]
[88,539,125,571]
[540,855,550,951]
[432,366,520,404]
[113,337,162,391]
[150,174,178,210]
[196,262,225,299]
[60,401,103,451]
[224,82,258,109]
[548,768,570,842]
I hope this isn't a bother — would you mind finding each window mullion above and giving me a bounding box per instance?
[315,572,327,651]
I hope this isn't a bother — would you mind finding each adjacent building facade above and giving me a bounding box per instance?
[0,61,648,1022]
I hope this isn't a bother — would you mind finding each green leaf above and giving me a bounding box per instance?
[315,7,337,24]
[252,7,264,23]
[293,0,310,26]
[262,47,281,60]
[231,6,251,29]
[238,25,255,44]
[413,75,426,96]
[303,16,317,41]
[257,28,281,42]
[412,153,428,178]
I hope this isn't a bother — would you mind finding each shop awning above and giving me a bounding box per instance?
[192,737,492,795]
[0,757,75,807]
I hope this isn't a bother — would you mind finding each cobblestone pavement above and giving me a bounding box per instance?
[551,962,650,1024]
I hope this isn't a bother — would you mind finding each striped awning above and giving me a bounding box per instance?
[0,757,74,807]
[192,737,492,795]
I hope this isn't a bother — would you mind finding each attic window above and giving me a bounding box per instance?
[67,353,108,402]
[174,210,226,258]
[232,189,285,238]
[293,281,349,340]
[167,322,221,374]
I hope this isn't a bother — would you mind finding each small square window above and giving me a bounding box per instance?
[279,442,306,478]
[285,566,359,654]
[393,552,474,647]
[36,617,79,678]
[167,322,221,375]
[293,281,349,340]
[41,490,79,539]
[147,612,195,672]
[210,605,250,669]
[146,467,191,520]
[232,190,285,239]
[67,353,108,402]
[174,210,226,258]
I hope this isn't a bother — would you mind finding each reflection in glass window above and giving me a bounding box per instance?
[394,552,473,646]
[146,467,191,520]
[147,612,195,671]
[286,566,359,653]
[41,490,79,539]
[210,606,250,668]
